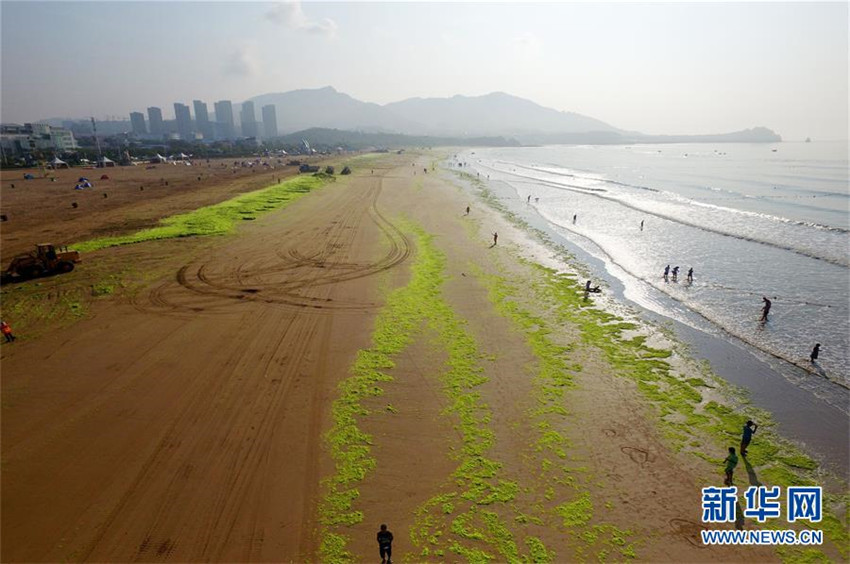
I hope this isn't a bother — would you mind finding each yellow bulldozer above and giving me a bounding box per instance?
[1,243,81,284]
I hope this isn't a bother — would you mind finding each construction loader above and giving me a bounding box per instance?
[1,244,81,284]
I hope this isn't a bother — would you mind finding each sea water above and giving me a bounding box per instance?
[458,141,849,406]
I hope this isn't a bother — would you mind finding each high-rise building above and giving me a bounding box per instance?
[214,100,235,139]
[240,101,258,138]
[261,104,278,138]
[130,112,147,135]
[147,106,164,136]
[193,100,213,140]
[173,103,192,140]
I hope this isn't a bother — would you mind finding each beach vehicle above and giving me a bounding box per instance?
[1,243,81,284]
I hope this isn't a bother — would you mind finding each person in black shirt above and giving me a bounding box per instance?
[761,297,772,322]
[810,343,821,363]
[740,420,758,457]
[377,524,393,564]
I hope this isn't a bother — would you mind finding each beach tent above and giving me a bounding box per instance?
[49,157,69,169]
[96,156,115,168]
[100,174,110,180]
[23,173,35,179]
[150,154,167,164]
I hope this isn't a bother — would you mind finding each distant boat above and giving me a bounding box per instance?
[771,149,777,152]
[805,137,812,143]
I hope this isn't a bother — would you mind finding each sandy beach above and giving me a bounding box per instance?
[1,152,846,562]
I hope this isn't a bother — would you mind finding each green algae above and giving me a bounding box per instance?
[555,492,593,527]
[75,175,328,251]
[524,536,555,563]
[321,221,531,562]
[454,185,846,562]
[319,222,432,561]
[470,264,645,559]
[509,261,848,560]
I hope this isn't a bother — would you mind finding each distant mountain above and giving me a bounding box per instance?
[247,87,418,134]
[247,87,618,138]
[626,126,782,144]
[384,92,619,137]
[246,88,779,144]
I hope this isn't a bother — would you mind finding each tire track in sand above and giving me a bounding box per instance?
[132,177,410,315]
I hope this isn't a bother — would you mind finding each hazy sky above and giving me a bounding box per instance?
[2,1,847,140]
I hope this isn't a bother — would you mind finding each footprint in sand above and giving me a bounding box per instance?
[620,446,655,465]
[668,519,707,548]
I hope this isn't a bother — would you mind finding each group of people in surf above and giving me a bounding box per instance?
[663,264,694,284]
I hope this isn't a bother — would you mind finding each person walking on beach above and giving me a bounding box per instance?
[810,343,821,363]
[492,232,498,246]
[724,447,739,486]
[465,205,470,216]
[527,195,531,203]
[572,214,577,224]
[672,266,679,282]
[740,420,758,457]
[687,267,694,283]
[663,265,670,281]
[1,320,15,343]
[377,524,394,564]
[640,219,644,231]
[760,297,772,322]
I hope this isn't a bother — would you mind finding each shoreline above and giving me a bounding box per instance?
[447,163,849,475]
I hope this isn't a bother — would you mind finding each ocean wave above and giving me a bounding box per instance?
[484,165,850,267]
[497,160,850,235]
[538,217,850,394]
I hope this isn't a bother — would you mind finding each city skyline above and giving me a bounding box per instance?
[126,98,279,140]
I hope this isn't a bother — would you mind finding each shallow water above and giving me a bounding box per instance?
[460,142,850,391]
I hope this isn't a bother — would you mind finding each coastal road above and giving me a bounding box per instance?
[1,171,406,562]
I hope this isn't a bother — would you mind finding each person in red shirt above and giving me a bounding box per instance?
[1,320,15,343]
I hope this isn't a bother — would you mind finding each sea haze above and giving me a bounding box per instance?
[460,141,849,395]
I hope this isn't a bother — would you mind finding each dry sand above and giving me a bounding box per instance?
[0,157,314,262]
[0,154,800,561]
